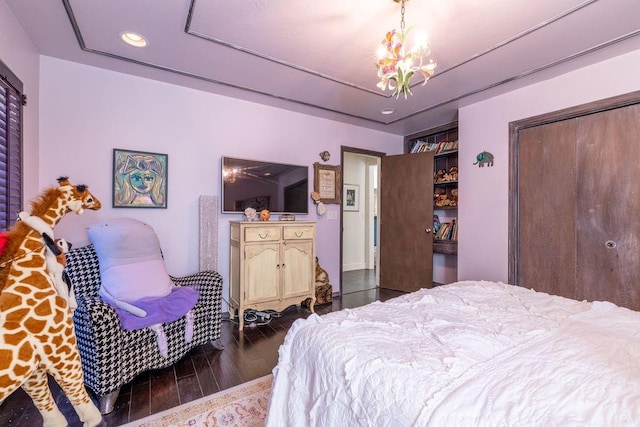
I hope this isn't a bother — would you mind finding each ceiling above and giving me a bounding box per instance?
[7,0,640,136]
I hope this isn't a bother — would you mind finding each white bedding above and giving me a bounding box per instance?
[266,281,640,426]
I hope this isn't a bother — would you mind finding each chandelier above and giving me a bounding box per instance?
[376,0,436,99]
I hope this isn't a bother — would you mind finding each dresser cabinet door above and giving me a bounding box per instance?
[281,240,314,299]
[243,243,280,304]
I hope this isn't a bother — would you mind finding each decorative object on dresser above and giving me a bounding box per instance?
[243,207,257,221]
[64,218,224,414]
[259,209,271,221]
[279,214,296,221]
[229,221,317,330]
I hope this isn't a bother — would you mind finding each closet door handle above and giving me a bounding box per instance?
[425,228,432,233]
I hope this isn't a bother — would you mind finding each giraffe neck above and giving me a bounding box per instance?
[32,185,75,228]
[5,187,72,288]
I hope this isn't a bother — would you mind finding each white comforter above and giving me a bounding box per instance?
[266,281,640,426]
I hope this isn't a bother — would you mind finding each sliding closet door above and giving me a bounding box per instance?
[575,104,640,307]
[513,96,640,310]
[517,120,577,299]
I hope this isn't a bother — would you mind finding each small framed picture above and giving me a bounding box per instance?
[113,149,168,208]
[343,184,359,211]
[313,162,341,204]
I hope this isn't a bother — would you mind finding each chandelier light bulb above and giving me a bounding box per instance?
[414,31,429,50]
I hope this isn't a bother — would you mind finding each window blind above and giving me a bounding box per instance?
[0,60,24,231]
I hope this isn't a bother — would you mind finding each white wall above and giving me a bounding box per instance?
[458,47,640,283]
[342,153,367,271]
[38,57,403,305]
[0,2,40,200]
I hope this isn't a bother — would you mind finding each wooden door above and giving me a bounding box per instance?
[517,120,577,299]
[513,99,640,310]
[574,105,640,307]
[379,152,434,292]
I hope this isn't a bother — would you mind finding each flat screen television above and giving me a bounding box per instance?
[221,156,309,214]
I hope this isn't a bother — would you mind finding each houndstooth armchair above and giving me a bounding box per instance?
[65,244,224,414]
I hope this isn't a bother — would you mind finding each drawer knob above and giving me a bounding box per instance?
[295,231,303,237]
[259,232,268,239]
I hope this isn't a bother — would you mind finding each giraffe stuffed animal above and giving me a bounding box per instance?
[0,177,103,427]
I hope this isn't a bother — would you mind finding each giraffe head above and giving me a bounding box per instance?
[56,176,101,215]
[27,177,101,223]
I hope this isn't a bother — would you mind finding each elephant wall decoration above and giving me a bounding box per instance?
[473,151,494,167]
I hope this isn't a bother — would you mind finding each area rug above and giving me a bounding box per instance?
[125,374,272,427]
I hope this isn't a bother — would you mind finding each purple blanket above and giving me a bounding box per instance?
[111,286,199,331]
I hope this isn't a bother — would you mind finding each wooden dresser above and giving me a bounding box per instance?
[229,221,316,330]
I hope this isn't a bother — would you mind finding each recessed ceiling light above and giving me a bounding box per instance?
[380,108,395,115]
[120,31,148,48]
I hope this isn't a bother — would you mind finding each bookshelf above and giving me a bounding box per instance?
[405,123,458,260]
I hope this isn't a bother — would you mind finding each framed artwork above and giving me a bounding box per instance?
[113,148,168,208]
[313,162,341,204]
[344,184,359,211]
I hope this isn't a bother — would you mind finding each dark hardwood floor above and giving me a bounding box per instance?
[0,286,404,427]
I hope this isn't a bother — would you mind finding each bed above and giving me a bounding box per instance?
[266,281,640,426]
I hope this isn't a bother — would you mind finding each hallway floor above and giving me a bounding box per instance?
[342,268,377,294]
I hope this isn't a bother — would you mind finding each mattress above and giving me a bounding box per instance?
[266,281,640,426]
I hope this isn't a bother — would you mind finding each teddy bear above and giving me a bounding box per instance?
[449,166,459,181]
[449,188,458,207]
[435,191,449,207]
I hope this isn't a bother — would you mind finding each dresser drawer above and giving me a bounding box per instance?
[283,226,315,240]
[244,226,281,242]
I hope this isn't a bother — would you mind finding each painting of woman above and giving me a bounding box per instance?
[113,149,168,208]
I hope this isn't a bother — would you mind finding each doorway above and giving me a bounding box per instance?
[340,147,383,295]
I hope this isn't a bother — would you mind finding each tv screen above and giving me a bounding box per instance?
[222,156,309,214]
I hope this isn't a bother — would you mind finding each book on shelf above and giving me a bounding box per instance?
[433,214,441,233]
[434,217,458,242]
[435,222,450,240]
[410,140,458,154]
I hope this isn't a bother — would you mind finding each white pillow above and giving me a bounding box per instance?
[88,218,174,303]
